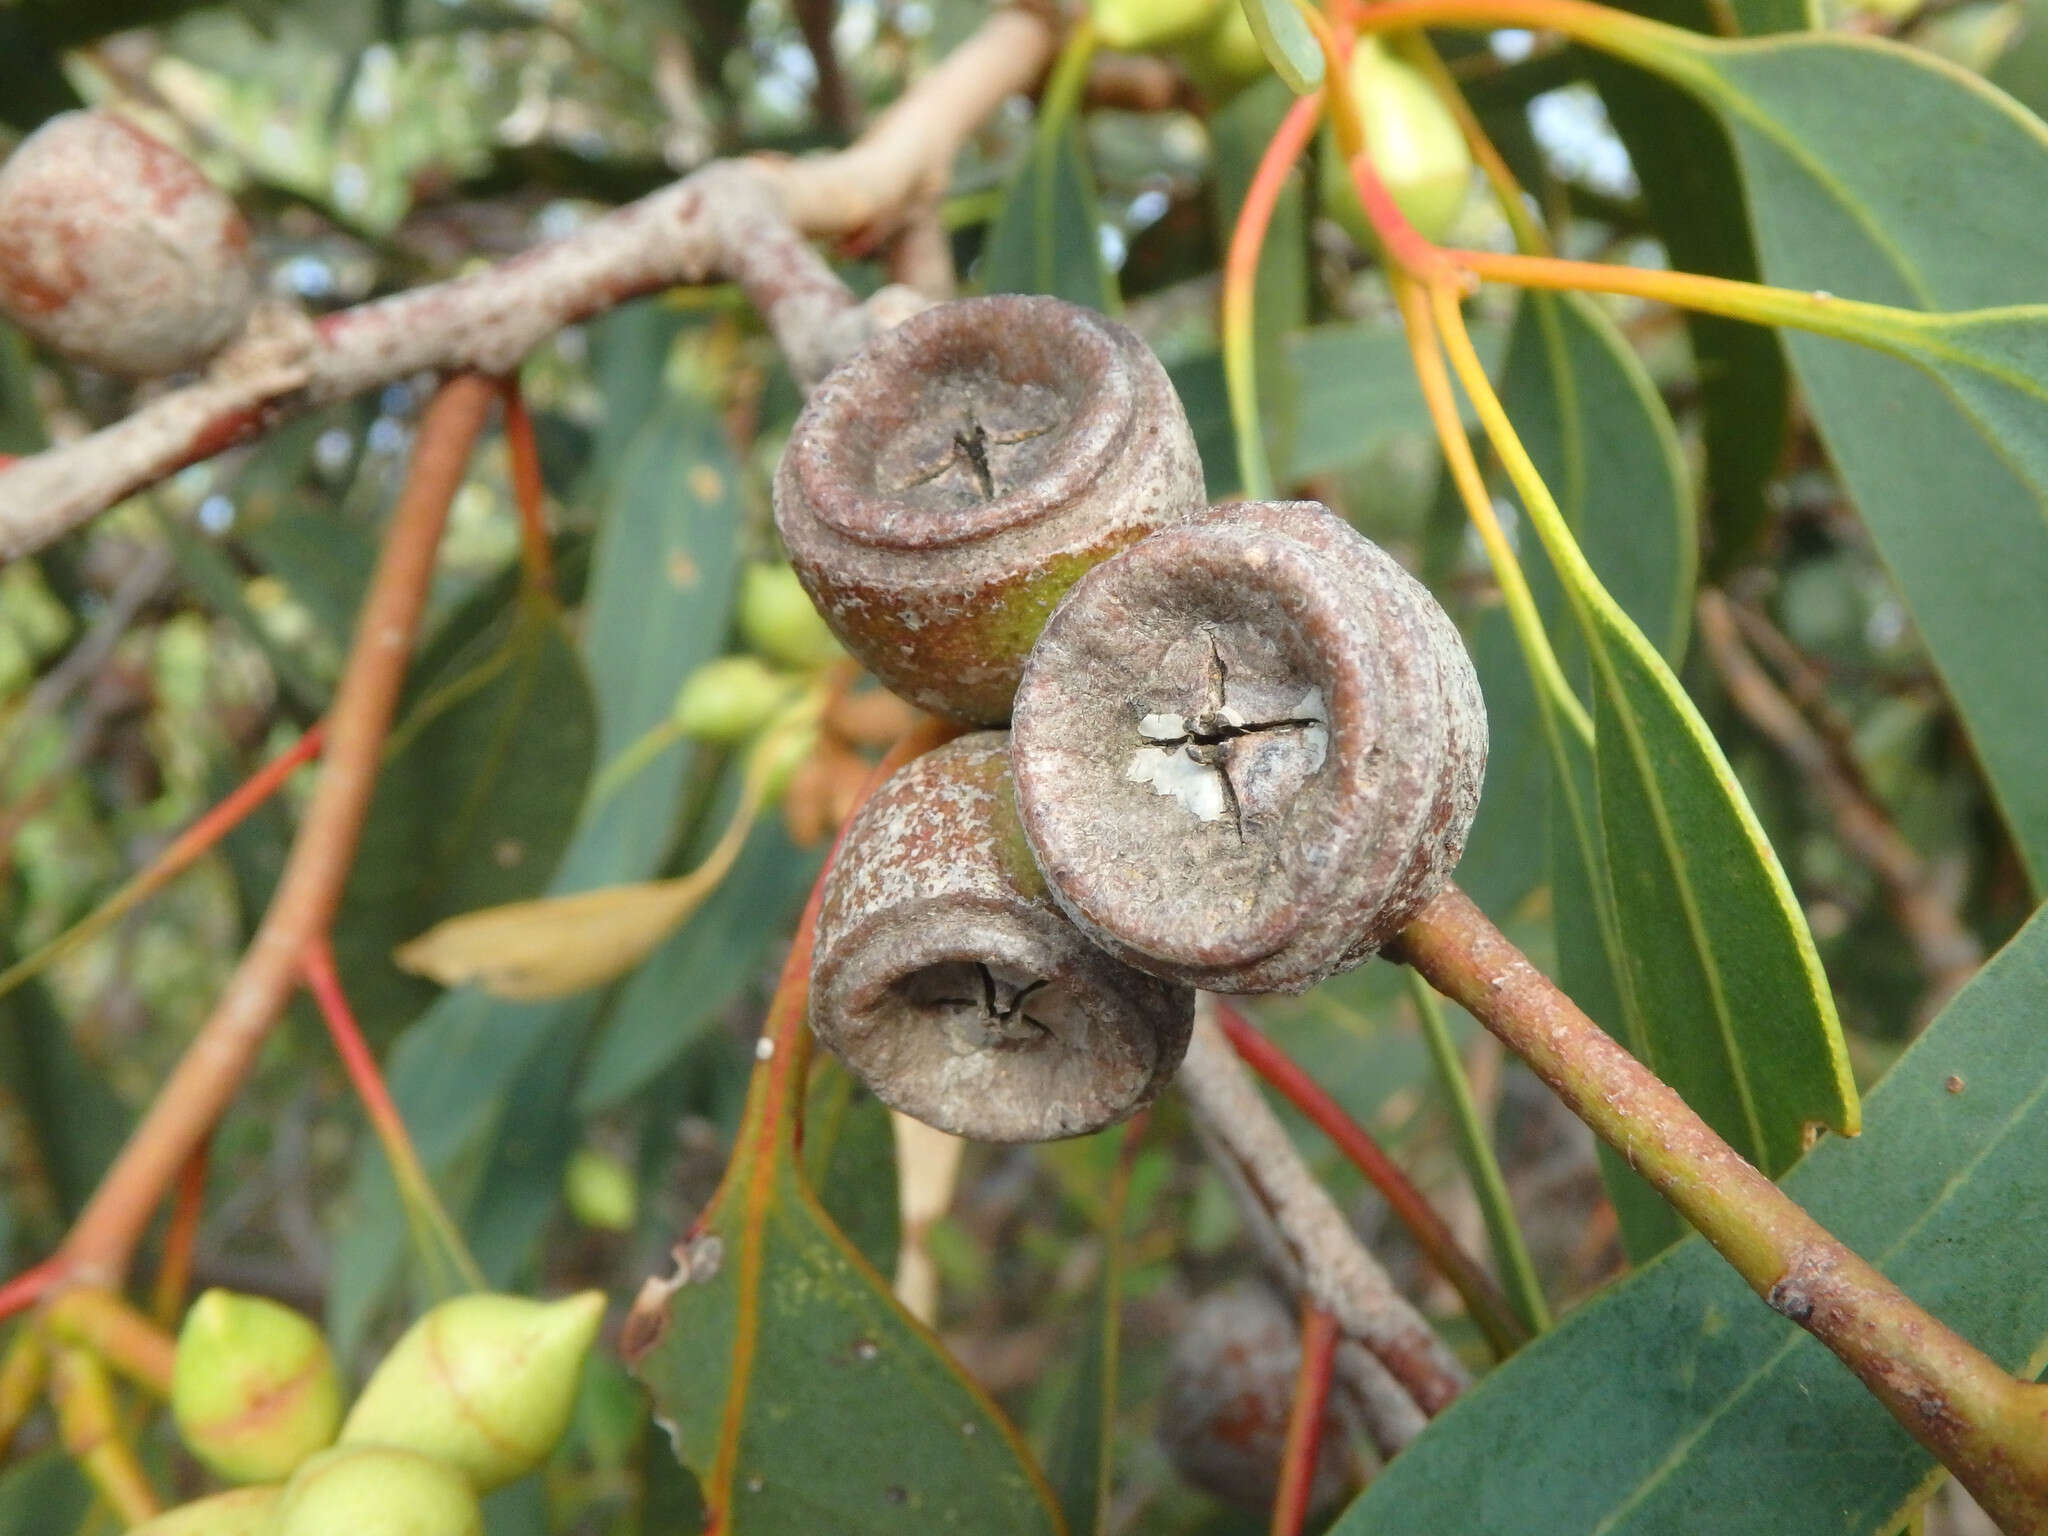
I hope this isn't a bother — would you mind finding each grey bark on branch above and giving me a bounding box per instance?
[1178,1001,1472,1444]
[0,5,1057,563]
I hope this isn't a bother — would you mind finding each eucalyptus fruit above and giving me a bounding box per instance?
[1012,500,1486,993]
[1318,39,1473,247]
[810,732,1195,1140]
[1092,0,1223,52]
[171,1289,341,1484]
[775,294,1204,724]
[0,111,254,375]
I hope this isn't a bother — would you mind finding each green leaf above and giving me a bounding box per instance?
[1237,0,1322,92]
[328,369,744,1357]
[803,1058,901,1280]
[1040,1128,1137,1536]
[332,595,597,1039]
[982,121,1118,311]
[0,1451,90,1536]
[1628,28,2048,890]
[575,817,819,1113]
[0,325,46,455]
[0,967,130,1223]
[1332,897,2048,1535]
[1211,79,1307,487]
[633,1094,1064,1533]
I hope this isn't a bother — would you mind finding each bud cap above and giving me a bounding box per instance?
[129,1485,280,1536]
[171,1289,342,1484]
[339,1290,604,1491]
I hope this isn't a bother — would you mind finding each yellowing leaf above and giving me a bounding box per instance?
[392,875,719,1001]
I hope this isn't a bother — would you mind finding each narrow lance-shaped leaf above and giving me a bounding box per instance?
[631,993,1065,1534]
[1333,897,2048,1535]
[1450,289,1858,1189]
[1585,22,2048,891]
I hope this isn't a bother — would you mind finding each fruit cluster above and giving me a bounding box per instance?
[137,1288,602,1535]
[780,295,1487,1143]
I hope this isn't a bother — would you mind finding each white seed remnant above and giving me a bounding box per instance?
[754,1035,775,1061]
[1127,745,1231,821]
[1138,712,1187,741]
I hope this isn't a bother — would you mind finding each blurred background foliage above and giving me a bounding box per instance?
[0,0,2037,1530]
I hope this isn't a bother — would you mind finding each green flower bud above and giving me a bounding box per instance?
[750,699,824,807]
[563,1147,637,1233]
[737,563,843,671]
[129,1485,280,1536]
[1093,0,1222,52]
[1176,0,1267,97]
[171,1289,341,1484]
[1318,39,1474,248]
[275,1446,482,1536]
[339,1291,604,1491]
[672,655,800,744]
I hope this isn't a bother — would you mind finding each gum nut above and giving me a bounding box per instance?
[1159,1282,1362,1513]
[1092,0,1224,52]
[810,732,1195,1141]
[128,1485,280,1536]
[774,294,1205,724]
[1012,500,1486,993]
[171,1289,342,1484]
[0,111,254,376]
[275,1445,482,1536]
[339,1290,604,1491]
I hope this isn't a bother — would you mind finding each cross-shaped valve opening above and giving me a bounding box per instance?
[919,961,1055,1051]
[1127,631,1330,839]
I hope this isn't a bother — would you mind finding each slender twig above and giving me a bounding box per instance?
[1215,1002,1528,1357]
[499,379,556,598]
[1393,885,2048,1530]
[0,6,1058,559]
[791,0,858,137]
[1406,973,1551,1336]
[49,375,495,1293]
[49,1347,159,1525]
[1178,1002,1470,1421]
[1271,1305,1340,1536]
[0,723,326,1007]
[149,1146,209,1330]
[43,1291,174,1397]
[301,938,484,1292]
[1696,590,1980,1011]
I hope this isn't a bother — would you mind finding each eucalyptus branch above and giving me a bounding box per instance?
[1178,1002,1472,1424]
[0,5,1058,562]
[1394,886,2048,1531]
[51,374,496,1292]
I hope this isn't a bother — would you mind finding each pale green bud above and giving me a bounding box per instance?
[672,655,800,744]
[1178,0,1268,95]
[129,1485,279,1536]
[1318,39,1474,248]
[563,1147,637,1233]
[339,1291,604,1491]
[738,563,843,671]
[275,1446,481,1536]
[171,1289,341,1484]
[1093,0,1223,51]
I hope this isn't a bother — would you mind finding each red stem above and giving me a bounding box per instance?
[149,1144,209,1329]
[1271,1304,1341,1536]
[499,379,555,595]
[0,1261,57,1324]
[1216,1003,1526,1357]
[300,937,412,1159]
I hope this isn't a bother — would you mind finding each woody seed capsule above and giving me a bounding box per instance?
[810,733,1194,1141]
[773,295,1205,724]
[1011,500,1486,993]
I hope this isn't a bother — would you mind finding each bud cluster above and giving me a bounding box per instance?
[146,1288,602,1535]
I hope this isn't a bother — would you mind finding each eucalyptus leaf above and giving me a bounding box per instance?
[1333,898,2048,1535]
[1237,0,1322,91]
